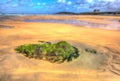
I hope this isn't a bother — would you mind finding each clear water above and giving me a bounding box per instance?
[24,19,107,28]
[24,19,120,30]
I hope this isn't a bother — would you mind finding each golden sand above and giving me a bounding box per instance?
[0,15,120,81]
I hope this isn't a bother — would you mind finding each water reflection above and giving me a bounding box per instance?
[24,19,120,30]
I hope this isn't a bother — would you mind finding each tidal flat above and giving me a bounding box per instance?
[0,15,120,81]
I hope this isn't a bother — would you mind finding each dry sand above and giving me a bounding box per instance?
[0,15,120,81]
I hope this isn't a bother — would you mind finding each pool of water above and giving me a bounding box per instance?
[24,19,120,30]
[24,19,107,27]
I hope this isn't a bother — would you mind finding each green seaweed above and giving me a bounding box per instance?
[15,41,79,63]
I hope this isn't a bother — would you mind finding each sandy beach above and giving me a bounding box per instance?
[0,15,120,81]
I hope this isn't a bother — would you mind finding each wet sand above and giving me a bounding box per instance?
[0,15,120,81]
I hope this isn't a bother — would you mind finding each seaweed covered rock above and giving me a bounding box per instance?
[15,41,79,63]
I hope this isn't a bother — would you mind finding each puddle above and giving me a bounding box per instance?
[0,25,14,28]
[24,19,106,27]
[24,19,120,30]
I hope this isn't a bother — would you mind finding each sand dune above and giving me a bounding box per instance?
[0,15,120,81]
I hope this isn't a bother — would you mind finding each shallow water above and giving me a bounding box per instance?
[24,19,106,27]
[24,19,120,30]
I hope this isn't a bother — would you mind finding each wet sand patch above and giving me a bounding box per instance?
[0,25,14,28]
